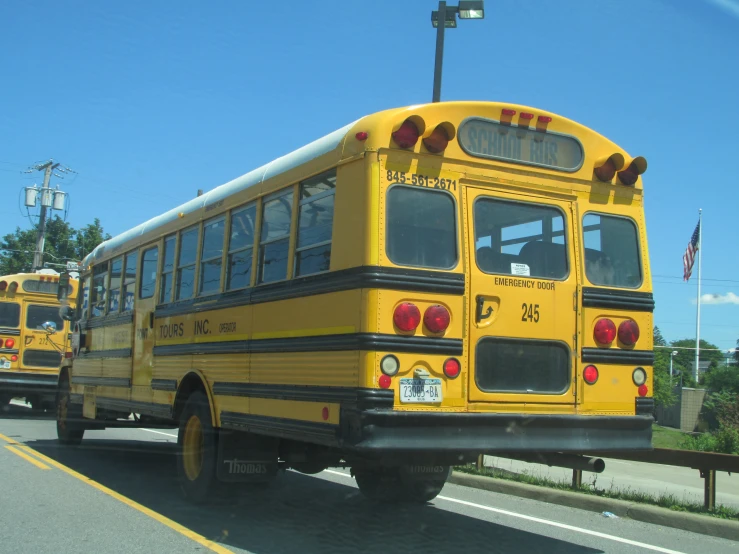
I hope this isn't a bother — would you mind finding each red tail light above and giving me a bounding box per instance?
[443,358,461,379]
[10,355,18,362]
[638,384,648,397]
[424,305,450,333]
[583,365,599,384]
[422,125,449,154]
[392,120,420,149]
[64,351,73,359]
[593,318,616,345]
[0,281,7,291]
[393,302,421,332]
[379,375,392,389]
[5,338,15,349]
[618,320,640,346]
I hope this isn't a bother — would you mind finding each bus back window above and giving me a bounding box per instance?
[583,213,642,288]
[0,303,21,327]
[386,186,457,269]
[26,304,64,331]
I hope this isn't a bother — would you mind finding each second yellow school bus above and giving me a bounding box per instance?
[57,101,654,502]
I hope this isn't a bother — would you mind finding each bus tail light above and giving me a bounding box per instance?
[11,354,17,362]
[593,153,625,182]
[424,305,450,333]
[64,351,73,359]
[618,320,640,346]
[380,354,400,376]
[583,365,599,384]
[617,156,647,186]
[5,338,14,349]
[593,318,616,345]
[393,302,421,332]
[638,384,649,397]
[379,374,392,389]
[392,119,421,149]
[422,123,455,154]
[443,358,461,379]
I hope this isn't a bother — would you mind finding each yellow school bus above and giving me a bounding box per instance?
[0,272,78,410]
[57,101,654,503]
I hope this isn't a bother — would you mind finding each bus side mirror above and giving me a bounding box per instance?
[41,321,58,334]
[57,273,71,302]
[59,305,75,321]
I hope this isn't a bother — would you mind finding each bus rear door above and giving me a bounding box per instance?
[464,186,580,410]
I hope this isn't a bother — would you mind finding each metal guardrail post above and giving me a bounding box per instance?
[572,469,582,489]
[476,454,484,471]
[703,470,716,510]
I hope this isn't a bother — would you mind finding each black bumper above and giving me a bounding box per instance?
[344,410,653,455]
[0,371,58,395]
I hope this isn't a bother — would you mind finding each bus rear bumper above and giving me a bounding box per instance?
[0,371,58,395]
[345,410,653,457]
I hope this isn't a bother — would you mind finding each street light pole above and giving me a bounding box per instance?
[670,350,678,386]
[432,1,448,103]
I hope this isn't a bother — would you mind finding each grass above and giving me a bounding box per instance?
[652,424,690,449]
[453,464,739,521]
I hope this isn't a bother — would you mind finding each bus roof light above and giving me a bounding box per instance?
[593,153,625,182]
[618,320,640,346]
[538,115,552,123]
[355,131,368,141]
[392,120,420,149]
[594,318,616,345]
[617,156,647,186]
[520,112,535,120]
[423,126,450,154]
[0,281,6,291]
[393,302,421,332]
[8,282,18,293]
[501,108,516,116]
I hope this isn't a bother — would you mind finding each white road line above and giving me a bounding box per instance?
[140,428,178,438]
[323,469,685,554]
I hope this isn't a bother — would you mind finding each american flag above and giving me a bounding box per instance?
[683,221,700,281]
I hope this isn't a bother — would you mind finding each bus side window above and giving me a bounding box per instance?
[295,169,336,277]
[160,235,176,303]
[176,226,199,300]
[139,246,159,299]
[122,251,137,312]
[258,188,293,284]
[199,216,225,295]
[108,256,123,313]
[90,262,109,317]
[227,203,257,290]
[80,276,91,321]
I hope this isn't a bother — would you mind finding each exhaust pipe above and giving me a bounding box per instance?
[494,453,605,473]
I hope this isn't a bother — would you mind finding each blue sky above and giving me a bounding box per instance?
[1,0,737,350]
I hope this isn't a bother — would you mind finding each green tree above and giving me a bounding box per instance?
[670,338,724,385]
[735,338,739,365]
[0,216,110,274]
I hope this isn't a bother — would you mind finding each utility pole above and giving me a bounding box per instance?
[29,160,60,269]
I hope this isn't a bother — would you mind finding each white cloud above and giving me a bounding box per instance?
[705,0,739,20]
[691,292,739,305]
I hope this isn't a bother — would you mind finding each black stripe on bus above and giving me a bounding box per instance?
[96,397,173,419]
[0,348,19,355]
[220,411,339,446]
[77,348,132,359]
[81,311,134,330]
[0,328,21,336]
[581,287,655,312]
[72,376,131,388]
[212,383,394,409]
[581,348,654,365]
[151,378,178,392]
[154,265,465,319]
[153,333,463,357]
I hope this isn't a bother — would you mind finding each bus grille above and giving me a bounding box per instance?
[475,338,570,394]
[22,349,62,368]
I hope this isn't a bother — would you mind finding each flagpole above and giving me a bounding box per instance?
[694,209,702,384]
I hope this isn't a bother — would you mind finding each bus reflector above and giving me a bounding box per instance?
[443,358,461,379]
[394,303,421,332]
[424,305,450,333]
[638,384,648,397]
[379,374,392,389]
[392,120,420,149]
[11,354,18,362]
[355,131,368,141]
[618,320,640,346]
[593,318,616,345]
[583,365,599,384]
[322,407,329,421]
[5,338,14,349]
[422,126,450,154]
[617,156,647,186]
[593,153,625,182]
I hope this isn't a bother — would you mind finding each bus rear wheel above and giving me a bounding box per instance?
[353,465,450,504]
[177,391,217,503]
[56,377,84,446]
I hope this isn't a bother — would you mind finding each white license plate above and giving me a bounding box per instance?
[399,378,443,403]
[0,360,10,369]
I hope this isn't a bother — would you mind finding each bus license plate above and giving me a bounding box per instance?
[399,378,442,403]
[0,360,9,369]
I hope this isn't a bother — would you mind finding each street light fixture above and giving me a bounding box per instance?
[670,350,678,386]
[430,1,485,103]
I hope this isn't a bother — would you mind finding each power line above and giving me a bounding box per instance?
[653,274,739,284]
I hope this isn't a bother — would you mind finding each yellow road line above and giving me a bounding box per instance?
[4,445,51,470]
[0,433,233,554]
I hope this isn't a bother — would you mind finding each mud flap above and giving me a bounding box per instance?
[216,430,279,483]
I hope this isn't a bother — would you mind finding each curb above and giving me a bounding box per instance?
[448,471,739,542]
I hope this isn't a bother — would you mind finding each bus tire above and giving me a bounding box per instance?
[56,377,84,446]
[177,391,217,503]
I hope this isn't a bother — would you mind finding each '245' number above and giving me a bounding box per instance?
[521,303,540,323]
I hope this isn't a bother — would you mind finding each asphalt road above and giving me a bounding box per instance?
[0,403,736,554]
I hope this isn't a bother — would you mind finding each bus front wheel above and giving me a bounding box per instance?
[353,465,450,504]
[177,391,218,503]
[56,377,84,446]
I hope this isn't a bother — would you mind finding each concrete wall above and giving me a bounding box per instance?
[655,387,707,432]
